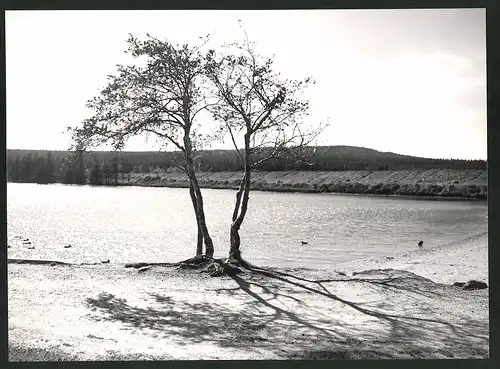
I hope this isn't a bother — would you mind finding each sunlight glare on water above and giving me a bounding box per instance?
[7,183,487,270]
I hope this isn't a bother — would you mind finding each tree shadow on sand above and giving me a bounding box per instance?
[228,267,489,358]
[84,266,488,359]
[85,290,295,348]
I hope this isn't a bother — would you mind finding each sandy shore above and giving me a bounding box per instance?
[337,231,488,284]
[8,233,489,361]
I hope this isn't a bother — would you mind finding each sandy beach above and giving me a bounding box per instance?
[8,232,488,361]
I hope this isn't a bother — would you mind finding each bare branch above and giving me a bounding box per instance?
[226,123,244,165]
[171,162,188,175]
[142,128,185,152]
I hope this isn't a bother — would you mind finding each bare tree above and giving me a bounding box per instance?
[204,26,326,265]
[68,34,218,258]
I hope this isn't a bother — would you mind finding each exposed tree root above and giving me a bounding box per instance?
[124,254,253,277]
[175,255,247,277]
[124,262,179,269]
[176,255,212,267]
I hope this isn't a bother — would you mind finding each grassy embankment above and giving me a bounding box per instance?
[118,169,487,199]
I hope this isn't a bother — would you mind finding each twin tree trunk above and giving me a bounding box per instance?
[187,160,248,263]
[184,133,251,263]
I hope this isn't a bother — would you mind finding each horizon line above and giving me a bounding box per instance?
[6,145,488,162]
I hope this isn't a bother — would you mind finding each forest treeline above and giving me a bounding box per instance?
[7,146,486,185]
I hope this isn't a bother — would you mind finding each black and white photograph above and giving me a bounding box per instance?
[6,8,488,361]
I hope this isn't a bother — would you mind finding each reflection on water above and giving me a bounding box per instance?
[7,183,487,270]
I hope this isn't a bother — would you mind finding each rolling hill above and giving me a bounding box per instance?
[6,145,486,172]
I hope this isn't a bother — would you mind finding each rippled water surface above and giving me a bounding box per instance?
[7,183,488,269]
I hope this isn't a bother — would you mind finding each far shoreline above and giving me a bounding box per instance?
[8,180,488,202]
[84,168,489,200]
[116,182,488,202]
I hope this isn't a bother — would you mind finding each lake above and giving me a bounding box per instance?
[7,183,488,270]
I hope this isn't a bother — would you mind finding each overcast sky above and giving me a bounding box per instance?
[6,9,486,159]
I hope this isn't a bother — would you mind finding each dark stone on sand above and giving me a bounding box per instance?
[452,280,487,290]
[462,280,488,290]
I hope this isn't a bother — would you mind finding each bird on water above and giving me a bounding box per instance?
[418,241,424,247]
[64,244,72,249]
[101,259,110,264]
[301,241,308,245]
